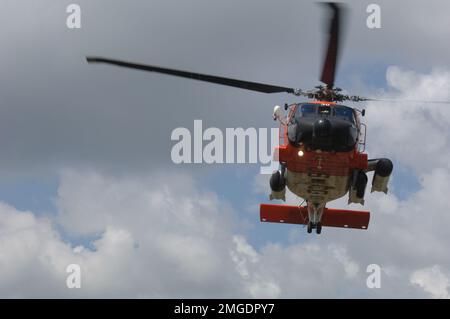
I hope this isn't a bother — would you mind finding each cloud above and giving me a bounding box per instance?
[0,202,76,298]
[2,0,450,175]
[0,170,369,298]
[365,66,450,173]
[1,171,240,298]
[411,266,450,299]
[1,152,450,298]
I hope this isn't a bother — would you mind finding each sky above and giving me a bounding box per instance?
[0,0,450,298]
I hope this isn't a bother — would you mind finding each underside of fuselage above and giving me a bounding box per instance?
[286,169,350,204]
[272,164,354,233]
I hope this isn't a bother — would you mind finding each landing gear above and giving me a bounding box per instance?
[307,222,322,234]
[316,222,322,234]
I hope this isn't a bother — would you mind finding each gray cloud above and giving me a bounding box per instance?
[1,0,450,175]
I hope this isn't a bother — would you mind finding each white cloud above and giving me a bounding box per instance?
[411,266,450,299]
[1,171,240,298]
[0,170,366,298]
[0,203,77,298]
[366,66,450,173]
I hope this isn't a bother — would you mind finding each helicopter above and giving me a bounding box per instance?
[86,3,443,234]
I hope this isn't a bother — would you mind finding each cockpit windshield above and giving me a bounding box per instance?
[333,106,355,123]
[296,104,355,123]
[299,104,317,117]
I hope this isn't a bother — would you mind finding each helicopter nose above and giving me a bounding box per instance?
[313,119,332,138]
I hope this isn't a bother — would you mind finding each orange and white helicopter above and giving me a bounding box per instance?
[264,97,392,234]
[86,3,398,234]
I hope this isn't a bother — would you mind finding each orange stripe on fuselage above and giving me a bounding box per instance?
[277,143,368,177]
[309,100,337,105]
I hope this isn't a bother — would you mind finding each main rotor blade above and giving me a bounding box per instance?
[320,2,343,89]
[364,98,450,105]
[86,57,296,94]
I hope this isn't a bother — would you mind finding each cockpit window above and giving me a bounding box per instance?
[297,104,317,117]
[295,103,355,123]
[333,106,355,123]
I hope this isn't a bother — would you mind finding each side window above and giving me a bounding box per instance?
[301,104,316,117]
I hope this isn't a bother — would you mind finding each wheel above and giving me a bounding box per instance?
[316,222,322,234]
[307,222,313,234]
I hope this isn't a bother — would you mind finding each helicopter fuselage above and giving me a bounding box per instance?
[281,100,367,200]
[265,101,392,233]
